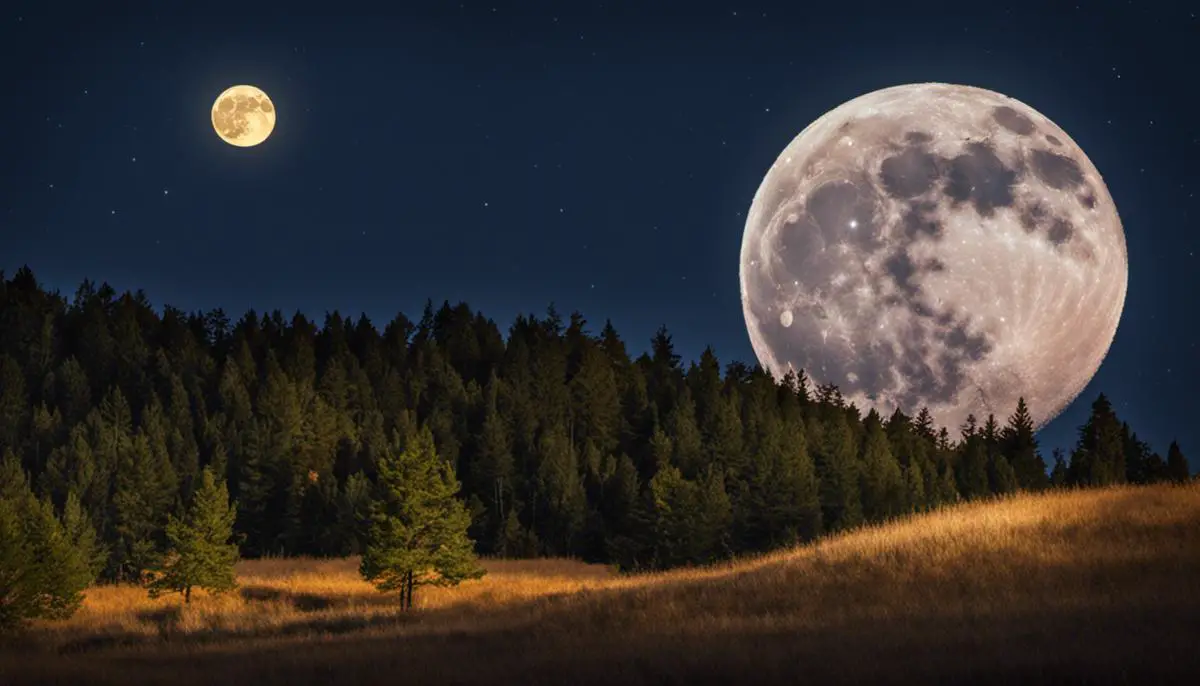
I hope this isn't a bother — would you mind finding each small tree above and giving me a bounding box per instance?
[1166,441,1190,484]
[1049,448,1068,488]
[149,467,238,603]
[60,491,107,581]
[360,426,484,610]
[0,455,95,631]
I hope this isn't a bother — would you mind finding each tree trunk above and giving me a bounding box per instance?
[184,586,191,604]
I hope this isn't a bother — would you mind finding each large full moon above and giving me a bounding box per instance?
[740,83,1127,433]
[211,85,276,147]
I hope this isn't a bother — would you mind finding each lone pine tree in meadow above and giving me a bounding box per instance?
[149,467,238,603]
[360,426,484,611]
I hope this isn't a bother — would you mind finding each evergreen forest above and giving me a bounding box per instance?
[0,267,1191,583]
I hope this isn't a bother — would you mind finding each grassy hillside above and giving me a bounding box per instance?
[3,483,1198,685]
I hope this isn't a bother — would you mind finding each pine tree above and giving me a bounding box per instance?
[111,432,176,581]
[694,465,732,562]
[914,407,935,441]
[937,463,960,505]
[0,493,37,631]
[704,393,746,479]
[811,412,862,532]
[646,464,698,568]
[534,427,586,556]
[1068,394,1126,487]
[957,435,990,499]
[337,471,373,555]
[0,354,29,457]
[0,454,94,630]
[61,491,106,580]
[987,450,1019,495]
[473,377,514,552]
[902,461,926,513]
[360,427,484,610]
[772,418,821,543]
[1142,450,1170,484]
[149,467,238,603]
[859,412,905,522]
[665,392,704,478]
[602,454,641,568]
[1166,441,1190,483]
[568,339,622,455]
[982,414,1017,495]
[1049,448,1068,488]
[1001,397,1047,490]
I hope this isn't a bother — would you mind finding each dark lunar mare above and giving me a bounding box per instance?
[1048,219,1074,246]
[1029,149,1085,190]
[754,159,998,413]
[879,147,943,199]
[901,200,943,241]
[991,105,1036,135]
[943,142,1018,217]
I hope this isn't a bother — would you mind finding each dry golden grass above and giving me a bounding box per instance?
[21,556,615,653]
[3,483,1199,685]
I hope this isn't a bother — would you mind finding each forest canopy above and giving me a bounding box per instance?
[0,267,1189,582]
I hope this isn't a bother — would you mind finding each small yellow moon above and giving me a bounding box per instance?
[211,85,276,147]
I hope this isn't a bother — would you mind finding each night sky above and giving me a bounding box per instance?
[2,1,1196,468]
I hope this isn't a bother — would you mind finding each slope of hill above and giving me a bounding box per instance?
[4,483,1198,685]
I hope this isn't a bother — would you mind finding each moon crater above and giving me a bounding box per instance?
[740,83,1127,432]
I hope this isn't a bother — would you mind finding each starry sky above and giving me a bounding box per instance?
[1,1,1196,468]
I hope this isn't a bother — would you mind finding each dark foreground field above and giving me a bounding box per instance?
[3,484,1198,685]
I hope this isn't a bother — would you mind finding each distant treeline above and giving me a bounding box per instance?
[0,267,1190,581]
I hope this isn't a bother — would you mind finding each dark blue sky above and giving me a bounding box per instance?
[2,1,1196,467]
